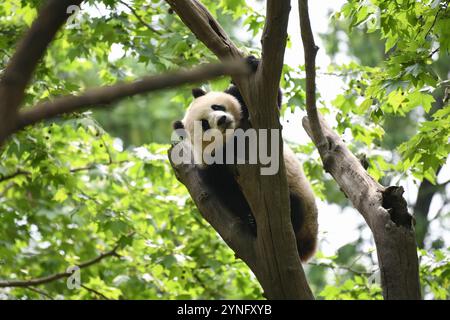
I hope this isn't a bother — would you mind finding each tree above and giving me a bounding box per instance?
[0,0,448,300]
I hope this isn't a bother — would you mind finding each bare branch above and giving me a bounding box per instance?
[0,244,121,288]
[0,0,83,142]
[15,61,249,133]
[299,0,421,300]
[298,0,327,152]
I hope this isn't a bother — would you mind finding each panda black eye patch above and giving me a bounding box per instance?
[211,104,226,112]
[201,119,210,131]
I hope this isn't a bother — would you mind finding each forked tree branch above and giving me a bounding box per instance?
[0,0,83,142]
[0,243,121,288]
[298,0,421,299]
[166,0,314,299]
[15,61,250,132]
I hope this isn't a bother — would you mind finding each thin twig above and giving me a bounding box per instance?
[424,3,447,40]
[118,0,162,35]
[0,243,121,288]
[309,261,374,276]
[80,284,110,300]
[24,286,54,300]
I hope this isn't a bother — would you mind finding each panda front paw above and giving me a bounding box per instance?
[245,55,260,73]
[172,120,186,142]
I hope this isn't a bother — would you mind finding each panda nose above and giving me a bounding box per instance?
[217,115,228,127]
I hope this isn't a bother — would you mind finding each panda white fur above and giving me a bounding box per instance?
[173,64,318,262]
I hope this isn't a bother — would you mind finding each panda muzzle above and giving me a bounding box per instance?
[217,115,232,129]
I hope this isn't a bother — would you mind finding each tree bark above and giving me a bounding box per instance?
[299,0,421,300]
[167,0,314,299]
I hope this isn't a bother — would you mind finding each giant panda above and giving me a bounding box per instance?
[173,60,318,262]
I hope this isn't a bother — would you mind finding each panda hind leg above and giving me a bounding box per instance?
[290,193,318,262]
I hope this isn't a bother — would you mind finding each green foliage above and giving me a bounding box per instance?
[0,0,449,300]
[0,118,261,299]
[307,247,383,300]
[419,248,450,299]
[322,0,450,185]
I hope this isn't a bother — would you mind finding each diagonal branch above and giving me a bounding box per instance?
[299,0,421,299]
[165,0,242,61]
[118,0,162,35]
[0,0,83,142]
[81,284,110,300]
[298,0,327,152]
[0,243,121,288]
[14,61,249,133]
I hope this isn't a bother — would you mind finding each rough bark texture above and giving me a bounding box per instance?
[303,117,421,299]
[167,0,314,299]
[299,0,420,300]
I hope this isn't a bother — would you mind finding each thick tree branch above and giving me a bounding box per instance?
[299,0,421,299]
[259,0,291,101]
[167,0,314,299]
[165,0,242,61]
[168,142,257,266]
[0,244,120,288]
[0,0,83,142]
[14,61,249,133]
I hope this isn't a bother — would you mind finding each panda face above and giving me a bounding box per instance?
[178,90,243,166]
[182,91,243,141]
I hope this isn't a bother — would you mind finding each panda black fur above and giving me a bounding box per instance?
[173,60,318,262]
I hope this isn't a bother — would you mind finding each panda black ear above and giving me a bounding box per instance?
[173,120,184,130]
[192,88,206,98]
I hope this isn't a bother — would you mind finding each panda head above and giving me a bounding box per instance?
[173,88,243,165]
